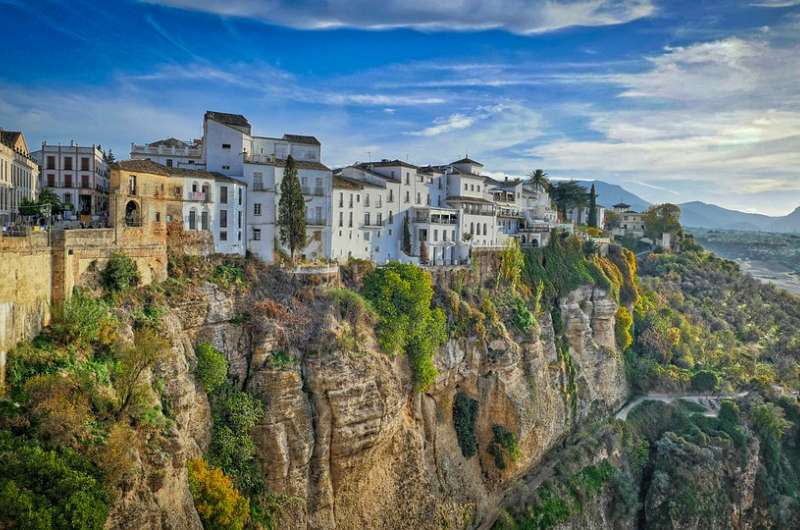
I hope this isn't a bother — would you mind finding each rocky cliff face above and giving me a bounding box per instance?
[119,274,628,530]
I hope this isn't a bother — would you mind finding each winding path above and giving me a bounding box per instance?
[614,391,749,421]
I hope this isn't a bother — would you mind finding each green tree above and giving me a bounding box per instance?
[362,263,447,390]
[196,343,228,394]
[552,180,588,222]
[277,155,306,262]
[103,149,116,164]
[38,188,66,215]
[587,183,598,228]
[113,328,170,417]
[101,253,141,293]
[402,215,412,255]
[643,203,681,241]
[529,169,550,191]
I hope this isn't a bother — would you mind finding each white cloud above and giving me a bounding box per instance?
[141,0,655,34]
[751,0,800,7]
[408,113,476,137]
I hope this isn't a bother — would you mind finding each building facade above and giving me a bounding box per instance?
[331,157,560,265]
[0,130,39,226]
[32,142,109,221]
[130,138,204,169]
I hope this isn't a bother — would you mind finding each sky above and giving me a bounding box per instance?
[1,0,799,215]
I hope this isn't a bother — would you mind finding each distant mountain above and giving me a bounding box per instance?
[678,201,800,233]
[568,180,800,233]
[575,180,651,212]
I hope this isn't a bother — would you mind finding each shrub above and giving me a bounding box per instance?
[362,263,447,391]
[188,458,250,530]
[453,392,479,458]
[101,253,140,293]
[209,385,265,496]
[615,307,634,353]
[51,290,111,348]
[113,328,170,417]
[212,264,245,288]
[509,297,535,333]
[0,431,108,530]
[690,370,720,392]
[196,343,228,394]
[489,424,521,470]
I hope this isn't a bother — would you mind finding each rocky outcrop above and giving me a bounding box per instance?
[105,277,627,530]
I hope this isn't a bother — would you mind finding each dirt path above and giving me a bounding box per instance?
[614,391,749,421]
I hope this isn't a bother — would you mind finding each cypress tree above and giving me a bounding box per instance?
[277,155,307,262]
[402,215,412,255]
[588,183,598,228]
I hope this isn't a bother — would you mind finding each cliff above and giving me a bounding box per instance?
[114,260,627,530]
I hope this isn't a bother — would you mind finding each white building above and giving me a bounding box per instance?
[566,205,606,228]
[130,138,204,169]
[331,156,561,265]
[0,130,39,226]
[201,111,332,262]
[32,142,109,221]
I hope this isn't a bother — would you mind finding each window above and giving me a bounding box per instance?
[364,231,370,241]
[189,210,197,230]
[64,157,72,170]
[364,194,370,207]
[155,212,161,222]
[220,231,228,241]
[405,172,410,184]
[377,212,383,225]
[65,174,73,188]
[348,211,353,228]
[46,156,55,170]
[349,194,353,208]
[388,211,394,224]
[338,211,343,227]
[254,203,262,216]
[416,192,420,204]
[238,188,243,206]
[364,212,370,225]
[404,191,410,203]
[220,186,228,203]
[220,210,228,228]
[201,211,209,230]
[433,230,438,242]
[388,189,394,202]
[128,175,136,195]
[81,157,89,171]
[222,165,230,170]
[238,211,242,228]
[464,183,468,191]
[192,181,198,193]
[222,143,231,149]
[356,194,360,203]
[339,192,343,207]
[81,175,90,189]
[253,172,264,191]
[164,159,173,168]
[253,228,261,240]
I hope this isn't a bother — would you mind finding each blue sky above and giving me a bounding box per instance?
[1,0,799,214]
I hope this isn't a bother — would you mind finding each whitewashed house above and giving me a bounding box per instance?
[131,138,204,169]
[0,129,39,226]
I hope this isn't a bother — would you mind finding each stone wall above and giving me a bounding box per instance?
[0,227,167,391]
[0,233,53,392]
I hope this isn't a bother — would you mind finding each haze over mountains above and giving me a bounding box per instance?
[576,180,800,233]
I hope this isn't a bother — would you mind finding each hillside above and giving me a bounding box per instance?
[679,201,800,233]
[575,180,650,212]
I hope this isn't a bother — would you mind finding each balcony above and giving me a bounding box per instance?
[131,144,202,157]
[412,207,459,225]
[188,191,208,202]
[302,186,326,197]
[252,183,272,192]
[243,153,275,164]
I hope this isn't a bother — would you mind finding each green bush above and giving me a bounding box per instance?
[212,264,245,288]
[51,290,111,349]
[615,307,634,353]
[196,343,228,394]
[489,424,521,470]
[209,385,265,497]
[690,370,720,392]
[101,253,140,293]
[453,392,479,458]
[362,263,447,391]
[0,431,108,530]
[509,297,535,333]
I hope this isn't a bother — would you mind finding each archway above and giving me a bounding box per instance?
[125,200,141,227]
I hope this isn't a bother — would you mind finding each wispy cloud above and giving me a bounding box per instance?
[751,0,800,7]
[141,0,655,34]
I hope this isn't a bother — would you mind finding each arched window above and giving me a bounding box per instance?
[125,200,141,227]
[470,222,474,235]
